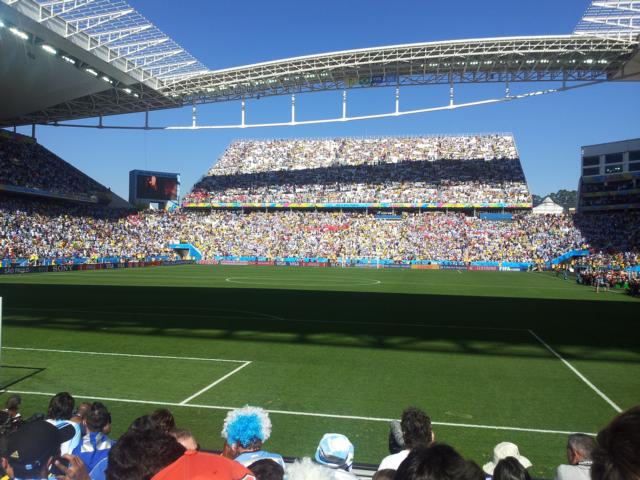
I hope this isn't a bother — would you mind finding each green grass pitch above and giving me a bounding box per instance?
[0,265,638,477]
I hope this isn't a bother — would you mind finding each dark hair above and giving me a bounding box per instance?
[247,459,285,480]
[5,394,21,412]
[591,405,640,480]
[493,457,532,480]
[47,392,75,420]
[373,469,397,480]
[105,429,185,480]
[128,415,156,433]
[395,444,483,480]
[86,402,111,432]
[150,409,176,434]
[400,407,433,450]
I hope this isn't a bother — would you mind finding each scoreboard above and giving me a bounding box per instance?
[129,170,180,205]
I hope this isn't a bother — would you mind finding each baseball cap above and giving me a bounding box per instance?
[482,442,532,475]
[314,433,354,471]
[152,450,256,480]
[6,420,76,477]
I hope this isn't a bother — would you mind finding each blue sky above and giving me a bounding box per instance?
[14,0,640,199]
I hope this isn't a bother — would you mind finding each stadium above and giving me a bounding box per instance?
[0,1,639,480]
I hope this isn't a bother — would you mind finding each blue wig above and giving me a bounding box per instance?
[222,406,272,448]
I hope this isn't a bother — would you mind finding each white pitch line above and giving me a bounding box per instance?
[179,361,252,405]
[3,347,248,364]
[528,330,622,413]
[1,389,592,436]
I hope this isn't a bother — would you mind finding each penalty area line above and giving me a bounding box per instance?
[528,330,622,413]
[179,361,252,405]
[1,389,593,436]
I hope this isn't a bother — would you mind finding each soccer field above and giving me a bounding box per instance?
[0,265,638,477]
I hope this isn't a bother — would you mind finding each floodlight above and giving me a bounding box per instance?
[9,27,29,40]
[85,68,98,76]
[41,44,57,55]
[122,88,132,94]
[132,93,139,98]
[102,76,113,84]
[0,19,5,28]
[62,55,76,64]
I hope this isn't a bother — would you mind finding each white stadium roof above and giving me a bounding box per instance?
[0,0,638,127]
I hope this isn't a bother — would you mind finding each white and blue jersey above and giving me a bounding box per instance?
[46,419,81,455]
[235,450,286,470]
[72,431,114,473]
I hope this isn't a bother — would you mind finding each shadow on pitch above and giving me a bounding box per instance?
[0,365,46,390]
[1,283,639,364]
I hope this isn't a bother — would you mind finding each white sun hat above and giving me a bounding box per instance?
[482,442,532,475]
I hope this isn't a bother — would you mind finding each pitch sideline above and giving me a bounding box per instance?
[0,388,595,436]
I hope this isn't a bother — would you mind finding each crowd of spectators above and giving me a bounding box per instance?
[0,133,106,198]
[2,132,638,268]
[2,197,640,266]
[1,393,638,480]
[186,136,531,205]
[0,198,176,262]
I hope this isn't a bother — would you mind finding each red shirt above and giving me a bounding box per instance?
[152,451,257,480]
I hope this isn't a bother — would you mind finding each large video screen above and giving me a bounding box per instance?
[136,174,178,201]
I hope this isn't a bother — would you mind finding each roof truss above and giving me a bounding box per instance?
[2,0,208,89]
[64,8,133,37]
[575,0,640,40]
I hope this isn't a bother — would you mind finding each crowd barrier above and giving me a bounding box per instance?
[0,259,194,275]
[198,257,532,271]
[1,255,172,268]
[0,256,534,274]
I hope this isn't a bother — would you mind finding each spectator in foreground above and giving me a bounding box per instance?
[105,429,185,480]
[482,443,532,478]
[127,414,156,433]
[221,406,285,469]
[46,392,82,455]
[388,420,405,454]
[72,402,114,478]
[3,420,77,479]
[149,409,176,434]
[70,402,92,432]
[171,428,199,451]
[555,433,597,480]
[247,459,284,480]
[314,433,356,480]
[4,395,21,422]
[591,405,640,480]
[378,407,434,470]
[151,450,256,480]
[372,470,396,480]
[493,457,532,480]
[395,444,484,480]
[287,458,335,480]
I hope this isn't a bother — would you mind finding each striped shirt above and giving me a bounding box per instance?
[72,431,114,472]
